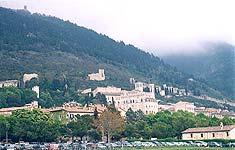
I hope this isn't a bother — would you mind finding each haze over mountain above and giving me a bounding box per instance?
[1,0,235,56]
[0,7,227,103]
[163,42,235,100]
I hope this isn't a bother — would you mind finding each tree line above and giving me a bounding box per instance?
[1,107,235,143]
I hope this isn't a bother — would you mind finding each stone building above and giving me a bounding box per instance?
[23,73,39,83]
[173,101,195,113]
[47,101,105,123]
[93,83,159,115]
[182,123,235,140]
[88,69,105,81]
[0,80,19,88]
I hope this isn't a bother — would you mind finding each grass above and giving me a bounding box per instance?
[112,146,235,150]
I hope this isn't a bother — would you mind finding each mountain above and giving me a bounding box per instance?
[0,7,226,104]
[163,42,235,100]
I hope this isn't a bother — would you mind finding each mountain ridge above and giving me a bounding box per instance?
[0,7,227,102]
[163,42,235,100]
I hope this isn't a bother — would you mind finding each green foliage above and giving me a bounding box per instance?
[125,110,235,140]
[67,115,93,140]
[0,87,37,108]
[0,7,226,104]
[1,109,62,142]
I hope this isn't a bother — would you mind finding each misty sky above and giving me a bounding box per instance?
[1,0,235,56]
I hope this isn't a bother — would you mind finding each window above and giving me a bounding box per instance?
[227,132,229,137]
[201,134,203,138]
[59,114,62,121]
[190,134,193,138]
[212,133,215,137]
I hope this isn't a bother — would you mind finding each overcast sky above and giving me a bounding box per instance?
[1,0,235,56]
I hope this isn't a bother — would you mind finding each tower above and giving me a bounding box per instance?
[24,5,27,10]
[32,86,40,98]
[99,69,105,78]
[135,82,144,92]
[148,84,155,98]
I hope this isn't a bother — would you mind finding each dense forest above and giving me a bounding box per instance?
[0,6,228,108]
[163,42,235,100]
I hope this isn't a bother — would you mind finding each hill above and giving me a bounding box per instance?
[0,7,228,107]
[163,42,235,100]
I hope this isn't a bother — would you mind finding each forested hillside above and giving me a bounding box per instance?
[0,7,227,107]
[163,42,235,100]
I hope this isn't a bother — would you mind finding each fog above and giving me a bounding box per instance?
[1,0,235,56]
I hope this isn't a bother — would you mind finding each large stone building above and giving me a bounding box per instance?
[93,82,159,115]
[159,101,195,113]
[88,69,105,81]
[182,123,235,140]
[173,101,196,113]
[0,80,19,88]
[23,73,39,83]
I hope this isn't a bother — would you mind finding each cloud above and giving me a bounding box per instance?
[1,0,235,55]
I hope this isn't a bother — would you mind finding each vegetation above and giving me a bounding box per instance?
[0,7,227,104]
[94,108,125,144]
[164,42,235,100]
[124,109,235,140]
[1,108,235,143]
[0,86,37,108]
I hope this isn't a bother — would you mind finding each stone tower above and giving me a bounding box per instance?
[99,69,105,78]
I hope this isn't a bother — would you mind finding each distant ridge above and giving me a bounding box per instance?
[0,7,227,101]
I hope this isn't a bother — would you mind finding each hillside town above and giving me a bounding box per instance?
[1,70,235,120]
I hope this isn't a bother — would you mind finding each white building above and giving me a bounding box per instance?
[93,83,159,115]
[173,101,195,113]
[32,86,40,98]
[182,123,235,140]
[0,80,19,88]
[159,90,165,96]
[88,69,105,81]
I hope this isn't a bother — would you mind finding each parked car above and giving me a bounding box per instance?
[0,145,5,150]
[194,141,208,147]
[94,143,106,149]
[5,145,14,150]
[223,142,235,147]
[208,142,222,147]
[122,141,133,147]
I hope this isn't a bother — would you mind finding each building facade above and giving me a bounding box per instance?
[0,80,19,88]
[173,101,195,113]
[93,83,159,115]
[23,73,39,83]
[47,101,105,123]
[182,123,235,140]
[88,69,105,81]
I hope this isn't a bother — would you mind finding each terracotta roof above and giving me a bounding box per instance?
[182,125,235,133]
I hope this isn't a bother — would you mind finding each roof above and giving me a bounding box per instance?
[0,106,28,112]
[182,125,235,133]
